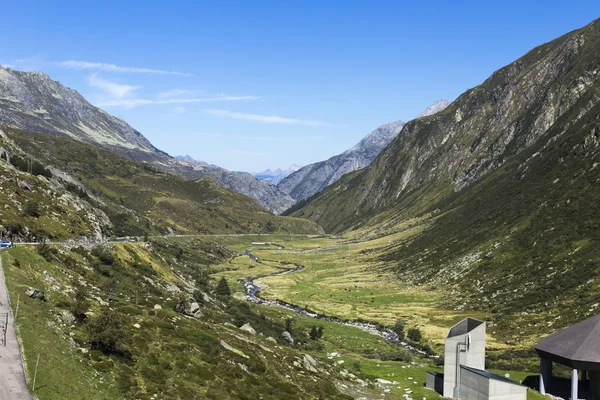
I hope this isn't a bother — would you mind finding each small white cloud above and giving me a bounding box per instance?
[96,94,260,109]
[58,60,192,76]
[174,106,186,114]
[89,74,140,98]
[203,109,326,126]
[158,88,201,99]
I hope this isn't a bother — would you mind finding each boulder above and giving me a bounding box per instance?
[188,302,202,317]
[19,180,31,191]
[59,309,75,325]
[282,331,294,344]
[302,354,319,372]
[26,288,45,301]
[266,336,277,344]
[239,323,256,335]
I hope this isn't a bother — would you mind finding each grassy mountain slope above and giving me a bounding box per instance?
[0,127,322,240]
[1,238,349,399]
[295,18,600,233]
[290,18,600,339]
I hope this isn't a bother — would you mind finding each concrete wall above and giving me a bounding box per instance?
[488,378,527,400]
[426,371,444,394]
[443,319,486,397]
[458,368,527,400]
[459,367,489,400]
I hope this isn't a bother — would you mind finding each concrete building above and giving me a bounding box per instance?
[458,366,527,400]
[426,317,527,399]
[444,318,486,397]
[536,314,600,400]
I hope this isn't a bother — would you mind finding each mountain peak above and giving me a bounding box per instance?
[418,99,451,117]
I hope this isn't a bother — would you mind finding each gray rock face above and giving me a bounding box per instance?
[0,65,294,214]
[0,66,158,158]
[59,309,75,325]
[26,288,45,301]
[239,323,257,335]
[174,161,295,214]
[282,330,294,344]
[278,120,405,202]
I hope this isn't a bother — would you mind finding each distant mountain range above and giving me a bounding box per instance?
[252,165,302,185]
[0,65,294,213]
[278,100,450,203]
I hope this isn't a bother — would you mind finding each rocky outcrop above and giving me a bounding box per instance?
[282,331,294,344]
[26,288,45,301]
[174,161,295,214]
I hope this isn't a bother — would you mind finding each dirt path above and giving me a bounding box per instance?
[0,257,33,400]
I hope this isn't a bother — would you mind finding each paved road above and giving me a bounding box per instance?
[0,258,32,400]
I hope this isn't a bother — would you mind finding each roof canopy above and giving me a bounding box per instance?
[447,317,484,339]
[536,314,600,370]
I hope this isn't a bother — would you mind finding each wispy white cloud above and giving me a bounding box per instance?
[158,88,202,99]
[173,106,186,114]
[89,73,140,98]
[97,94,260,109]
[203,109,327,126]
[58,60,192,76]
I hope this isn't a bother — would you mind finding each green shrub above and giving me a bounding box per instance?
[392,320,405,340]
[37,242,57,261]
[91,245,115,265]
[407,327,422,342]
[86,308,129,355]
[216,276,231,296]
[24,200,41,217]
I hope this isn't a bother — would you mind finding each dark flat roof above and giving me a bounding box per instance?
[447,318,484,338]
[535,314,600,370]
[461,366,526,387]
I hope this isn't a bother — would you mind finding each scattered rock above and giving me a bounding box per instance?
[282,331,294,344]
[239,323,256,335]
[59,309,75,325]
[19,181,31,191]
[153,304,162,310]
[133,323,141,329]
[77,347,89,354]
[26,288,45,301]
[266,336,277,343]
[301,354,319,372]
[220,340,249,358]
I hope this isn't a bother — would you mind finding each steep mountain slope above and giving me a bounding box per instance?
[0,127,322,240]
[173,159,296,214]
[0,65,292,213]
[295,18,600,232]
[290,18,600,337]
[278,120,405,202]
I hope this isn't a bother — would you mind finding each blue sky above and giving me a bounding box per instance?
[2,1,599,172]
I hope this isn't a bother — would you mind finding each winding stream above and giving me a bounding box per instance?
[240,251,435,358]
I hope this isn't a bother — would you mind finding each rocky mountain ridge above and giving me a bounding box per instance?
[278,100,450,203]
[0,65,292,213]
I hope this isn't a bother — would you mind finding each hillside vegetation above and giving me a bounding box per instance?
[0,127,322,240]
[291,18,600,340]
